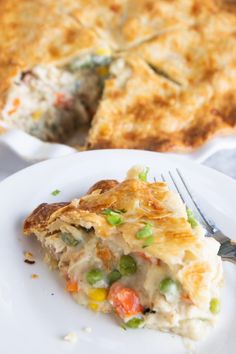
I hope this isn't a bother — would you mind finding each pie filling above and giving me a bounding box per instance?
[2,53,113,142]
[1,53,171,145]
[40,225,219,340]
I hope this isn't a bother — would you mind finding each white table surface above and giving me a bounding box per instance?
[204,149,236,179]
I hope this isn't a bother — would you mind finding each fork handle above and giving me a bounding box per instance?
[218,240,236,264]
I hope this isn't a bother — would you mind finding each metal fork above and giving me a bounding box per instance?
[161,169,236,264]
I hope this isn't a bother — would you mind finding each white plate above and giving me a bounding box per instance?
[0,149,235,354]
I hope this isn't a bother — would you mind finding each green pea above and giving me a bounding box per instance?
[186,207,198,228]
[142,236,155,248]
[60,232,79,247]
[119,255,137,276]
[210,298,221,314]
[102,209,125,215]
[138,167,150,182]
[102,209,124,225]
[136,224,153,239]
[126,317,144,329]
[86,269,104,285]
[107,269,122,285]
[106,214,122,225]
[159,278,179,296]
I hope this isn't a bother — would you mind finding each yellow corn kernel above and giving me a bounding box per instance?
[88,302,99,312]
[96,66,109,77]
[95,47,112,56]
[88,288,108,302]
[32,111,42,121]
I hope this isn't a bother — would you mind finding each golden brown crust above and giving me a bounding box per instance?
[87,55,236,152]
[23,180,119,235]
[23,178,171,236]
[23,202,69,235]
[79,178,171,216]
[87,179,119,194]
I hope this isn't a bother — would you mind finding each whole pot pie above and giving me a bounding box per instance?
[1,0,236,151]
[23,167,223,340]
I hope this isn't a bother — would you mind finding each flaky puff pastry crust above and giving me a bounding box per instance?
[87,55,236,152]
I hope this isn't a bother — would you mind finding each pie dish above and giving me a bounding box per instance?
[23,165,223,340]
[1,0,236,152]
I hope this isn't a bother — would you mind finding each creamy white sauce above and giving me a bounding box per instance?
[2,56,107,141]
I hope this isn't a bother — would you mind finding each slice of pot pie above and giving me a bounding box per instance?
[23,167,223,340]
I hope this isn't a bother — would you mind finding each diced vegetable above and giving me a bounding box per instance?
[106,215,122,225]
[61,232,79,247]
[95,47,112,56]
[138,167,150,182]
[108,283,143,319]
[210,298,221,314]
[102,209,124,225]
[51,189,60,196]
[136,252,160,265]
[186,207,198,228]
[125,317,144,329]
[159,278,179,296]
[13,97,20,107]
[88,288,108,302]
[136,223,153,239]
[119,255,137,276]
[32,110,42,121]
[181,292,193,304]
[86,269,104,285]
[142,236,155,248]
[107,215,122,226]
[54,92,73,110]
[66,280,79,293]
[108,269,122,285]
[135,252,151,261]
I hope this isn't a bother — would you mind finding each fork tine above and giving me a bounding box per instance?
[168,171,185,204]
[161,171,185,204]
[176,169,214,234]
[162,170,235,262]
[162,170,213,234]
[160,174,165,182]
